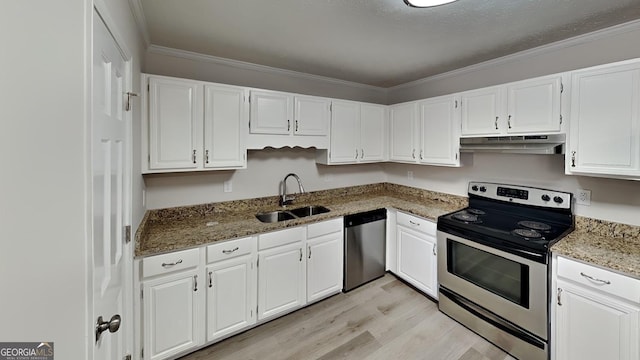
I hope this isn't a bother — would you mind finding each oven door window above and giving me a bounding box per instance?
[447,239,530,308]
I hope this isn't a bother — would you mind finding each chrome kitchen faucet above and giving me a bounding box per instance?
[280,173,305,207]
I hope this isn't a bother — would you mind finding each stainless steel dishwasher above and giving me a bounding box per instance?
[344,208,387,291]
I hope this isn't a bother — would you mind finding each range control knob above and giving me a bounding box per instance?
[471,185,479,191]
[553,196,564,204]
[479,186,487,192]
[541,194,551,202]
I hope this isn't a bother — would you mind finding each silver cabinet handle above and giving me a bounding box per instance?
[557,287,562,306]
[299,248,303,262]
[580,272,611,285]
[409,220,420,226]
[432,243,436,256]
[161,259,183,267]
[571,151,576,167]
[208,271,213,288]
[419,150,423,160]
[355,149,359,159]
[205,149,209,164]
[192,150,197,164]
[508,115,512,129]
[412,149,416,159]
[222,247,239,254]
[308,245,311,259]
[494,116,499,130]
[361,149,364,159]
[295,120,299,132]
[287,119,291,132]
[193,275,198,292]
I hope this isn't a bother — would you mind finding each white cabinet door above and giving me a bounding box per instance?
[249,90,293,135]
[396,225,438,298]
[329,100,360,163]
[555,279,640,360]
[148,77,202,170]
[567,61,640,177]
[460,86,503,136]
[360,103,387,162]
[257,242,306,320]
[295,95,329,136]
[307,232,343,303]
[389,102,419,162]
[206,254,256,342]
[506,76,562,134]
[203,84,247,169]
[143,269,203,360]
[419,95,460,166]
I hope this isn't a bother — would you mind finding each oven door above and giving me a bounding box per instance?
[437,231,548,340]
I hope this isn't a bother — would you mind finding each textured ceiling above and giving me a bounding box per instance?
[141,0,640,87]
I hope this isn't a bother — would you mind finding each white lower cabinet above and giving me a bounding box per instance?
[205,237,257,342]
[395,212,438,299]
[554,256,640,360]
[257,226,307,320]
[306,218,344,303]
[141,248,204,360]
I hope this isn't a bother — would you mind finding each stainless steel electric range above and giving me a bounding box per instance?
[437,182,574,360]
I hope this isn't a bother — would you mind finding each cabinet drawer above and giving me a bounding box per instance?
[258,226,305,251]
[142,248,200,279]
[557,256,640,303]
[307,218,343,238]
[207,236,256,263]
[397,212,436,235]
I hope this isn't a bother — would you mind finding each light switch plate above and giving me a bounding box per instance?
[223,180,232,193]
[407,171,414,180]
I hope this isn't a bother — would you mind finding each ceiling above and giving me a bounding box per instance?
[140,0,640,87]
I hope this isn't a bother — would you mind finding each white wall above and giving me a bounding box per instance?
[144,46,388,104]
[384,155,640,226]
[145,148,386,209]
[0,1,144,359]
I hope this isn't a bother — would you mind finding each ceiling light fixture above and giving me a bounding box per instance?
[404,0,458,7]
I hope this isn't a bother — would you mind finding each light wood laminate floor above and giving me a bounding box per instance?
[181,274,516,360]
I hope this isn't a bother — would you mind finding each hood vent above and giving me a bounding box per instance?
[460,134,565,155]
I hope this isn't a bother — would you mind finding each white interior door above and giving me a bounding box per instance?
[92,9,132,360]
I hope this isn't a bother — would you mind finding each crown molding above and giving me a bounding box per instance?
[389,18,640,91]
[128,0,150,48]
[147,45,387,92]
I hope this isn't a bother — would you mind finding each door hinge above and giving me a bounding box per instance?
[124,225,131,244]
[560,82,564,93]
[147,84,149,92]
[455,153,458,160]
[455,100,458,108]
[140,289,143,299]
[141,348,144,359]
[330,103,332,112]
[257,258,259,267]
[123,355,132,360]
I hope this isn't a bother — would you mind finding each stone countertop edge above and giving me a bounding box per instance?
[551,216,640,279]
[134,183,467,258]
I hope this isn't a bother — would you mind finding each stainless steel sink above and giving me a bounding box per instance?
[255,211,296,223]
[255,205,330,223]
[289,205,331,218]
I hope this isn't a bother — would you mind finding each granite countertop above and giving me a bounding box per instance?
[552,217,640,279]
[135,183,467,258]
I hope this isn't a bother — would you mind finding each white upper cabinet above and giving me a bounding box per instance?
[148,76,203,171]
[249,90,292,135]
[143,74,247,173]
[419,95,460,166]
[204,84,247,169]
[566,59,640,179]
[461,86,503,136]
[460,74,565,136]
[389,102,419,163]
[506,76,562,133]
[317,100,387,164]
[247,89,329,149]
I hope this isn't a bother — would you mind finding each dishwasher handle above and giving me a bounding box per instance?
[344,208,386,227]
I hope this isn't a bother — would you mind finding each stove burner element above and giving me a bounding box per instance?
[452,213,480,223]
[467,208,486,215]
[512,229,542,239]
[518,221,551,232]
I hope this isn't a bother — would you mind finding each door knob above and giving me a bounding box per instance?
[95,314,121,342]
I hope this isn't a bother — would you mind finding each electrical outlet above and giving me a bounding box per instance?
[324,174,333,182]
[576,189,591,206]
[407,171,414,180]
[223,180,232,193]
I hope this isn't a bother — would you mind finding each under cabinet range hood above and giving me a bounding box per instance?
[460,134,565,155]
